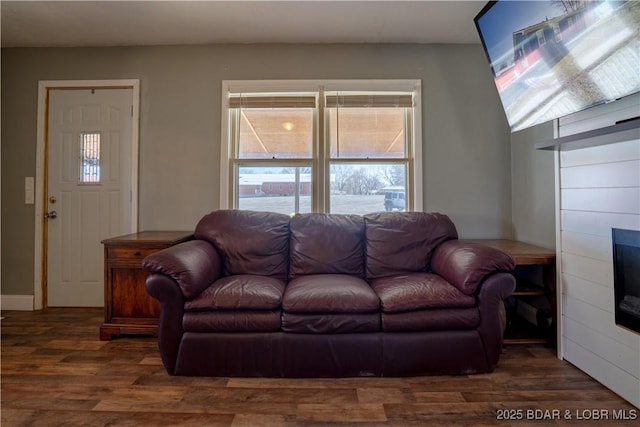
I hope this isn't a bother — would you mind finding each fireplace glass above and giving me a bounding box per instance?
[612,228,640,334]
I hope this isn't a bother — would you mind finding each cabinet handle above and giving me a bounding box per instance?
[134,251,142,257]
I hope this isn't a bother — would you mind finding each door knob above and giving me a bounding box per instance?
[45,210,58,219]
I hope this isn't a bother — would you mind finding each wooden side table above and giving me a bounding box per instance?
[100,231,192,340]
[464,239,557,346]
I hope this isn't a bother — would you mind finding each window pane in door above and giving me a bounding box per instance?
[237,166,313,215]
[330,163,407,214]
[328,108,406,159]
[79,132,100,183]
[238,109,313,159]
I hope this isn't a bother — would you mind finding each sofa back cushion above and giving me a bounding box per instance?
[363,212,458,279]
[194,210,291,281]
[289,213,365,278]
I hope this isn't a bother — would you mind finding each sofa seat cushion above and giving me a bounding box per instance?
[283,274,380,313]
[381,308,480,332]
[370,273,475,313]
[183,310,281,332]
[184,275,285,312]
[282,312,380,333]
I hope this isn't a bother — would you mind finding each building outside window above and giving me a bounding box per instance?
[221,80,422,215]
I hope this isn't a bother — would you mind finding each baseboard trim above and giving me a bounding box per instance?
[1,295,35,311]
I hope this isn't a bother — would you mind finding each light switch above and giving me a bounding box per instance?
[25,177,35,205]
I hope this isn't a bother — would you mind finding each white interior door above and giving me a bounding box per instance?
[47,88,134,307]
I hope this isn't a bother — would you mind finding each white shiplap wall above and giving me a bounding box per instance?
[558,93,640,407]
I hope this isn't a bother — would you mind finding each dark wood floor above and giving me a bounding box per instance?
[1,308,637,426]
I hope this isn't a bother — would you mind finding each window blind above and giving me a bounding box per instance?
[229,94,317,109]
[325,94,413,108]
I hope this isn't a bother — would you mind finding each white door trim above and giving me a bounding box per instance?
[34,79,140,310]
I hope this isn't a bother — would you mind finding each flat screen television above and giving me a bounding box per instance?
[474,0,640,132]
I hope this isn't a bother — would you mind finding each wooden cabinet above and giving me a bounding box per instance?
[465,239,557,346]
[100,231,192,340]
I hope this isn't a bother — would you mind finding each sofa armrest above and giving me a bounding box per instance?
[431,240,515,295]
[142,240,221,300]
[145,274,185,375]
[476,272,517,369]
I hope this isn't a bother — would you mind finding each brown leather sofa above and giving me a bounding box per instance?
[143,210,516,377]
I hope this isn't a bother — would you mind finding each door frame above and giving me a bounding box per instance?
[34,79,140,310]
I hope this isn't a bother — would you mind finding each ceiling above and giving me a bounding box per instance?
[0,1,486,48]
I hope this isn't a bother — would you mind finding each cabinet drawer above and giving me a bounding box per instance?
[107,247,158,260]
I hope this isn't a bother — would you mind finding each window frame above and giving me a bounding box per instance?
[220,79,423,213]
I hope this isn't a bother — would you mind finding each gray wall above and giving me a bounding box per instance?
[510,122,556,249]
[1,43,513,296]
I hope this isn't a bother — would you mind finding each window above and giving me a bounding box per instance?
[80,132,101,183]
[221,80,422,215]
[536,29,546,47]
